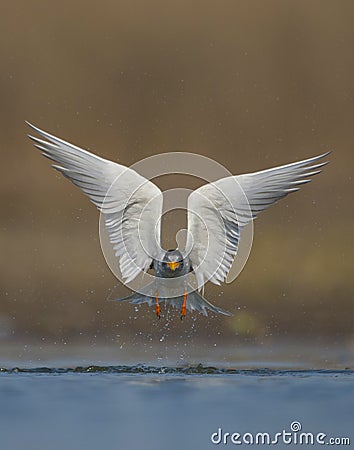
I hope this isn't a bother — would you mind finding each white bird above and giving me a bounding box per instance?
[27,122,330,319]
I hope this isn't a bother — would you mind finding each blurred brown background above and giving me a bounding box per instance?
[0,0,353,348]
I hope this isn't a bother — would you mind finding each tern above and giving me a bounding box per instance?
[27,122,330,318]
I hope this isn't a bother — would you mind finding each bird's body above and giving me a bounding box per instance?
[27,122,330,319]
[120,249,231,317]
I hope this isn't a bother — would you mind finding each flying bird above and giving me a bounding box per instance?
[27,122,330,319]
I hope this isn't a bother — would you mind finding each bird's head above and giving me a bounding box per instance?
[163,249,184,273]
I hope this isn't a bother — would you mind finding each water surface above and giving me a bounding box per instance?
[0,364,352,450]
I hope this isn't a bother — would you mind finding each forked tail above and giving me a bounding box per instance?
[110,283,232,317]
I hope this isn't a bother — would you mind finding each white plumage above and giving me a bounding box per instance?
[186,153,329,289]
[27,122,330,315]
[27,122,163,283]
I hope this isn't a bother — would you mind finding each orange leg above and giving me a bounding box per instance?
[155,290,161,318]
[181,292,187,319]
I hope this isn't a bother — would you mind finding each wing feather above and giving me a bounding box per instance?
[187,152,330,288]
[27,122,162,282]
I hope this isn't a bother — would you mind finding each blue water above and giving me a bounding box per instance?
[0,366,352,450]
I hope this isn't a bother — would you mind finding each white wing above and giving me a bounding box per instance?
[187,152,330,289]
[27,122,163,282]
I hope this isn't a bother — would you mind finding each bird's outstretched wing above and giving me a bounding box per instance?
[27,122,163,282]
[186,152,330,289]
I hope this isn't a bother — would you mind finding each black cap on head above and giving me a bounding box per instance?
[163,249,183,263]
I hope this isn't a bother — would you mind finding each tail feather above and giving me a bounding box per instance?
[110,283,232,316]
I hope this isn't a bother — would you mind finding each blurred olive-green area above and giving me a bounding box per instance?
[0,0,353,347]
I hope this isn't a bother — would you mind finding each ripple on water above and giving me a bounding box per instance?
[0,364,353,376]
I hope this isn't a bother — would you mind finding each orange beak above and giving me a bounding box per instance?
[167,261,180,271]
